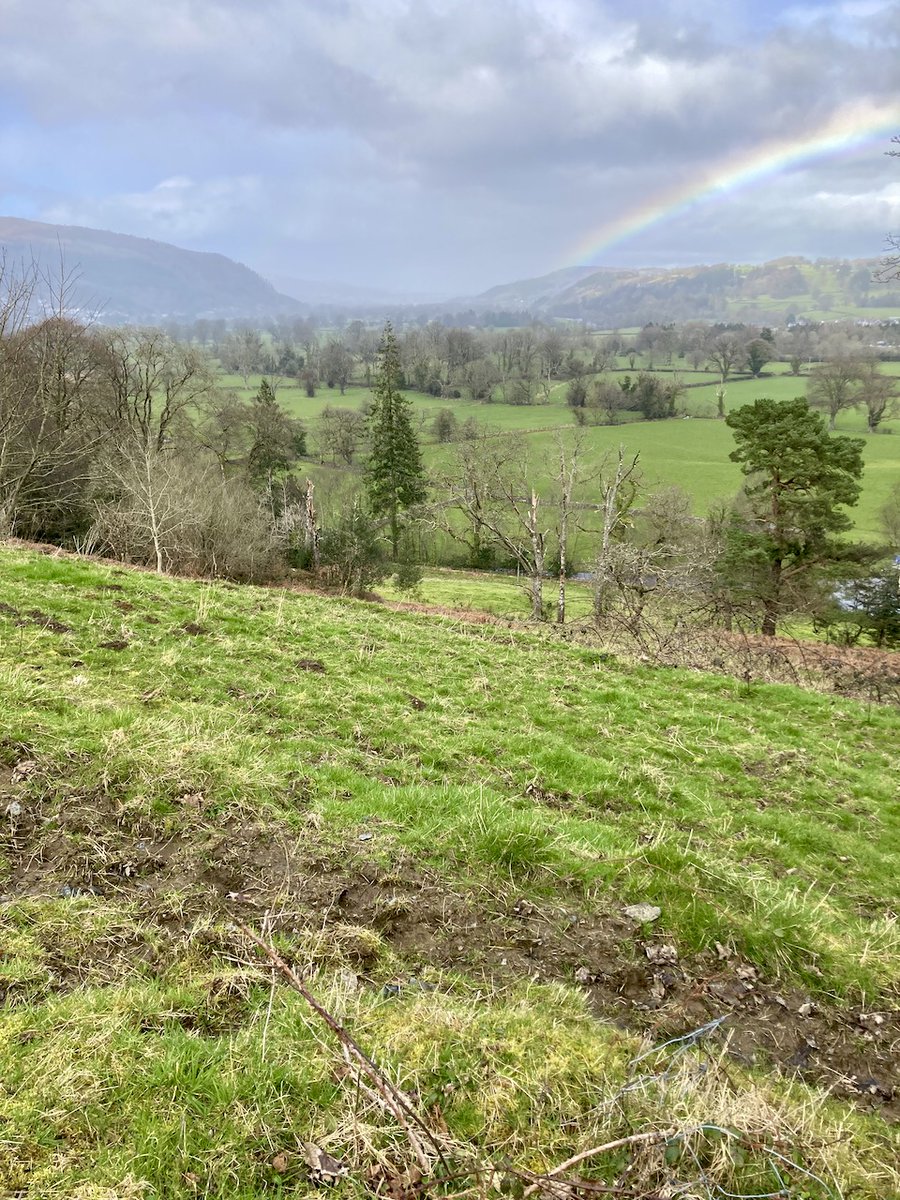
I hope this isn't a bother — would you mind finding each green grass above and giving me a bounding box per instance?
[2,549,897,993]
[1,547,898,1196]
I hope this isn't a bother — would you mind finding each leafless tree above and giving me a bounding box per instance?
[98,328,216,453]
[443,432,549,619]
[706,334,745,415]
[91,446,278,580]
[592,447,641,624]
[856,360,898,432]
[316,405,365,465]
[807,355,864,429]
[0,259,108,536]
[554,430,585,624]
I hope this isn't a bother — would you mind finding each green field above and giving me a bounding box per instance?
[225,365,900,542]
[1,546,898,1197]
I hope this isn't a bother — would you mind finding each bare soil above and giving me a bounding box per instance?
[1,774,895,1120]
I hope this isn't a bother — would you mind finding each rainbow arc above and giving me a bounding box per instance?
[566,102,900,266]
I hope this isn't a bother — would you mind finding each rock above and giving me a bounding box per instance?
[645,943,678,965]
[5,801,23,818]
[624,903,661,923]
[304,1144,347,1183]
[574,965,595,984]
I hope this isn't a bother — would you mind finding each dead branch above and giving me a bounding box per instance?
[238,922,451,1173]
[522,1130,678,1198]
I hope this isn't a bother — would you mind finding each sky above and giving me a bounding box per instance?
[0,0,899,298]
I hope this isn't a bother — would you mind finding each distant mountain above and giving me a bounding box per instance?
[0,217,305,323]
[466,257,900,325]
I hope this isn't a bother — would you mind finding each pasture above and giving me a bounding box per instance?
[222,364,900,542]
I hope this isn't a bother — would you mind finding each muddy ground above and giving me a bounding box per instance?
[1,768,896,1122]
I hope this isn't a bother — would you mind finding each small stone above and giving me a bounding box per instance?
[798,1001,815,1017]
[645,943,678,965]
[5,801,22,818]
[574,965,594,984]
[304,1143,347,1183]
[358,832,373,842]
[773,994,788,1008]
[624,903,661,923]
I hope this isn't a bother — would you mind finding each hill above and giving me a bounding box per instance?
[468,257,900,325]
[0,217,305,323]
[1,544,898,1197]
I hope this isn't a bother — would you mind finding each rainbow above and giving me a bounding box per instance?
[566,101,900,266]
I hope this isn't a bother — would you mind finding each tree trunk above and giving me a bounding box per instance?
[304,478,320,572]
[762,558,782,636]
[390,507,399,560]
[528,489,545,621]
[556,516,567,625]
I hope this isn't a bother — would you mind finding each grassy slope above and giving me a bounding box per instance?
[1,547,898,1197]
[229,368,900,541]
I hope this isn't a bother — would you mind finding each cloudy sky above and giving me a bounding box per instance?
[1,0,899,296]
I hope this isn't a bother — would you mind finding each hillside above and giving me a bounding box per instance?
[469,257,900,325]
[0,217,305,323]
[1,546,898,1198]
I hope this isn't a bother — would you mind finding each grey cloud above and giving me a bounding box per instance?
[1,0,897,292]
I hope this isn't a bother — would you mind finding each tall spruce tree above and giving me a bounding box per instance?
[366,323,426,558]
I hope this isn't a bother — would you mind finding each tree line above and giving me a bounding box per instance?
[2,260,898,647]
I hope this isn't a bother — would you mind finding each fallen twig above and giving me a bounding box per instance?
[522,1130,678,1198]
[238,921,451,1175]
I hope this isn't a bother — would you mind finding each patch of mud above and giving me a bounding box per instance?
[0,783,896,1119]
[0,602,72,634]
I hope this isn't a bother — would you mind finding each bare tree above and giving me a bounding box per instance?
[554,430,584,625]
[856,360,898,432]
[443,432,549,619]
[99,328,216,452]
[706,334,745,416]
[321,339,354,394]
[807,356,863,430]
[317,405,365,465]
[0,259,107,536]
[91,446,278,580]
[592,447,641,624]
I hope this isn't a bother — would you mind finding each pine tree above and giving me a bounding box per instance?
[365,323,426,558]
[246,378,306,495]
[721,397,864,636]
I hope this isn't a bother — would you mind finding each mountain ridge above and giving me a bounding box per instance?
[0,216,305,322]
[460,255,900,324]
